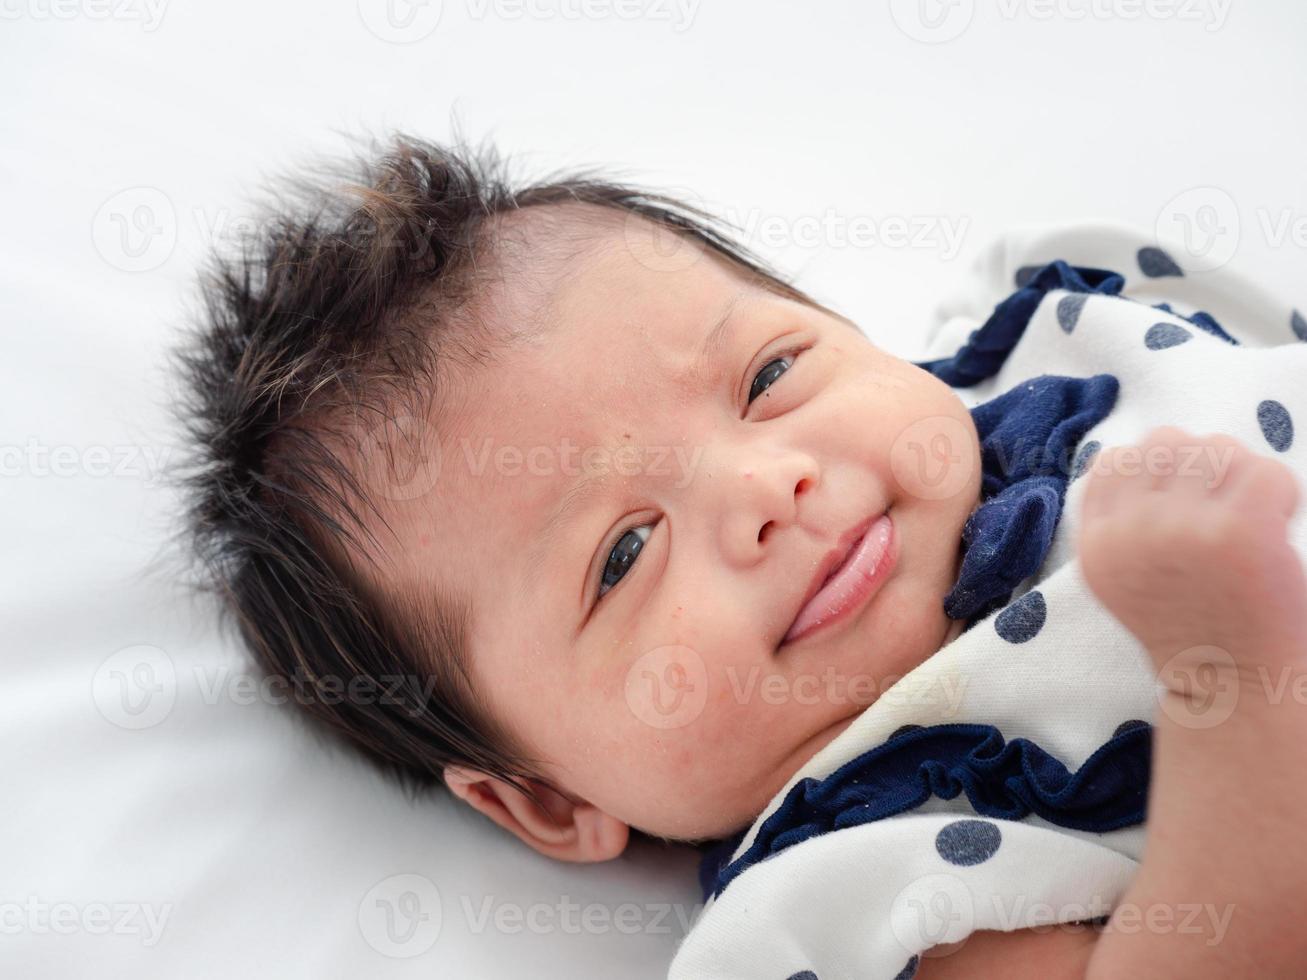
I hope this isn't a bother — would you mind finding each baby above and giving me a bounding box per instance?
[173,132,1307,977]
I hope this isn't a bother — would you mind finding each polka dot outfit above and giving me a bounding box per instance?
[668,223,1306,979]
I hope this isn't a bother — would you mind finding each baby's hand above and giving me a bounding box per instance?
[1075,427,1307,979]
[1077,426,1307,678]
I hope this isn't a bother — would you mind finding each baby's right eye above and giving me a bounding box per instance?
[747,352,795,405]
[596,523,653,602]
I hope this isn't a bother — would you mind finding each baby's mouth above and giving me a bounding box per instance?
[780,510,897,647]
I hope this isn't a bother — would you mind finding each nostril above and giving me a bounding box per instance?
[758,520,774,544]
[795,477,813,496]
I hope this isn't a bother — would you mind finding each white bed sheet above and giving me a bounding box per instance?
[4,3,1307,976]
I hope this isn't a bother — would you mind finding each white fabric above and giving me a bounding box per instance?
[668,222,1307,979]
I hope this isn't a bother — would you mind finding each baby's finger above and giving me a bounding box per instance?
[1078,444,1135,524]
[1166,431,1244,495]
[1221,453,1302,521]
[1136,425,1207,494]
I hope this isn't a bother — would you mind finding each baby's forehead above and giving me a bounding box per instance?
[438,249,741,459]
[488,201,758,342]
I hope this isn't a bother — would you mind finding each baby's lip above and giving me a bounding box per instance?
[779,511,881,646]
[782,510,896,647]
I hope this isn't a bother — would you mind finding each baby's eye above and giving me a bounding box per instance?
[591,348,805,606]
[597,523,653,601]
[747,351,798,405]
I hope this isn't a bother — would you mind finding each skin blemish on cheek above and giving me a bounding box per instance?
[418,533,432,547]
[583,662,618,702]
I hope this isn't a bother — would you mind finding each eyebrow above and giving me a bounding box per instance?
[682,290,745,398]
[523,291,747,607]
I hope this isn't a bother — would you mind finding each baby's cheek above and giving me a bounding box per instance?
[588,636,772,769]
[696,670,776,745]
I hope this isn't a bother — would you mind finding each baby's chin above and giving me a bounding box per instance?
[706,617,967,841]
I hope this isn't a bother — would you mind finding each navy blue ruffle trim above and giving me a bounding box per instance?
[701,721,1151,901]
[944,373,1119,624]
[913,260,1125,387]
[908,259,1124,624]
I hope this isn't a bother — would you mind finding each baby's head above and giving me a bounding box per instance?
[175,133,981,863]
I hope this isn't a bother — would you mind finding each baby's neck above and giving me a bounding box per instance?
[941,616,966,648]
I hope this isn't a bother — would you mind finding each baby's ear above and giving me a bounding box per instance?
[442,765,629,863]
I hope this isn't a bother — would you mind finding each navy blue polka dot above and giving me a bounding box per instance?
[1137,246,1184,278]
[890,724,923,740]
[1014,265,1041,288]
[1072,439,1101,481]
[1144,322,1192,350]
[893,956,920,980]
[994,589,1046,644]
[1113,719,1150,738]
[1056,293,1088,333]
[1257,399,1294,452]
[935,819,1002,866]
[785,972,818,980]
[1292,309,1307,343]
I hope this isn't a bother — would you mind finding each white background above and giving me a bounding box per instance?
[3,1,1306,976]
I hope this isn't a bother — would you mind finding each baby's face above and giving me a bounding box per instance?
[399,220,981,843]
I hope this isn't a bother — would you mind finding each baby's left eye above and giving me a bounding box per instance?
[747,352,797,405]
